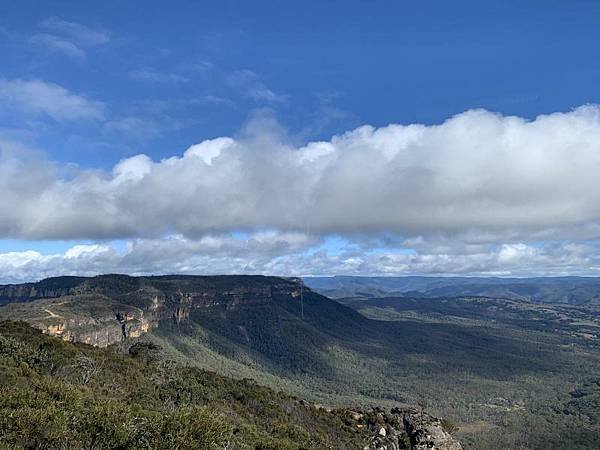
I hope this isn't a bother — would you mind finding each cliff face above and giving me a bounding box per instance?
[0,275,305,347]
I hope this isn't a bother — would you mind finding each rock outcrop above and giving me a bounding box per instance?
[339,406,462,450]
[0,275,307,347]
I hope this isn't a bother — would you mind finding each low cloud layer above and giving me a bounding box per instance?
[0,235,598,284]
[2,106,600,241]
[0,232,319,283]
[3,106,600,280]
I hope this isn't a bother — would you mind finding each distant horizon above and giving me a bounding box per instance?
[5,272,600,286]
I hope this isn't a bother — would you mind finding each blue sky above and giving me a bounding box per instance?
[3,0,600,166]
[2,1,600,281]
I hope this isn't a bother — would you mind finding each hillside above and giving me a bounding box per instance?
[0,320,462,450]
[2,275,600,449]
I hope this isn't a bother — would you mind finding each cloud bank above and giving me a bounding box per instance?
[2,106,600,241]
[0,237,598,284]
[3,105,600,281]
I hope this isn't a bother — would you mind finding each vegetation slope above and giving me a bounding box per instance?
[0,320,377,449]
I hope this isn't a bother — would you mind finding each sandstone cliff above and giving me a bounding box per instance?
[0,274,305,346]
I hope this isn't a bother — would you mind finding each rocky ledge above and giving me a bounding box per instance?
[335,406,462,450]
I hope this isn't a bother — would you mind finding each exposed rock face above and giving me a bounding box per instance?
[340,406,463,450]
[0,275,306,347]
[401,409,463,450]
[0,299,155,347]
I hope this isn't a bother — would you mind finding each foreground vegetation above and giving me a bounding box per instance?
[0,321,371,449]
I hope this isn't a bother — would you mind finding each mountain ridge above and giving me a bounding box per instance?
[304,275,600,304]
[0,274,316,346]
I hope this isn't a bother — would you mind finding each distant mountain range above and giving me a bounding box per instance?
[304,275,600,304]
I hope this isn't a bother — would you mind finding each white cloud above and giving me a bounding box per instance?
[0,233,319,283]
[41,17,109,46]
[227,70,287,104]
[0,79,105,122]
[30,33,85,58]
[64,244,111,259]
[3,106,600,253]
[1,236,599,283]
[112,155,154,183]
[184,137,235,165]
[31,17,109,58]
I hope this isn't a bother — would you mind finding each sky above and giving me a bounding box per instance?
[2,0,600,282]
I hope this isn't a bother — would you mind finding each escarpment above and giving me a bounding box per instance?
[0,275,307,346]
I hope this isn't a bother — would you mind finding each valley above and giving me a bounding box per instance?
[1,275,600,449]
